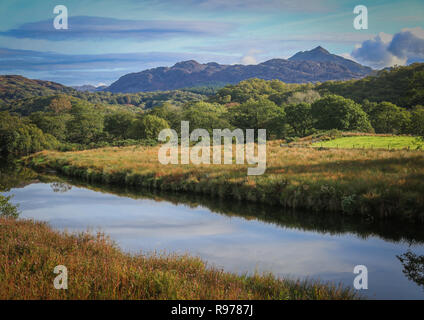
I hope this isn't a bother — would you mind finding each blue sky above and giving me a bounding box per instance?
[0,0,423,85]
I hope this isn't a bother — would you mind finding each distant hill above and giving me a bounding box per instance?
[106,46,373,93]
[0,75,207,116]
[318,63,424,107]
[0,75,206,114]
[0,75,75,104]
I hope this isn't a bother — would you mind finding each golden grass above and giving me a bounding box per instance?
[0,217,358,300]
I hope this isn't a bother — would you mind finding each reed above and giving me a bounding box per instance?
[26,140,424,222]
[0,217,358,300]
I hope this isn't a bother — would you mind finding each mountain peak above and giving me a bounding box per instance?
[173,60,201,68]
[311,46,329,54]
[289,46,332,61]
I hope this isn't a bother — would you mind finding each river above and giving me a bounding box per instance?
[3,168,424,299]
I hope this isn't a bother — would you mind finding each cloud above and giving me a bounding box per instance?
[388,28,424,61]
[168,0,335,13]
[240,55,257,65]
[0,16,235,41]
[351,28,424,69]
[339,52,358,63]
[0,47,233,85]
[240,49,261,65]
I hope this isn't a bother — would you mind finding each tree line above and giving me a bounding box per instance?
[1,87,423,159]
[1,65,424,158]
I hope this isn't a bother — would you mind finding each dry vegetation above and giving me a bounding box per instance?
[0,217,357,300]
[26,140,424,222]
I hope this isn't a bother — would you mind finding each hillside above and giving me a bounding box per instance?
[106,47,373,93]
[213,63,424,108]
[0,75,75,105]
[0,75,206,112]
[318,63,424,107]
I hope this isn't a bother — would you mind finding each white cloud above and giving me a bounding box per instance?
[378,32,393,44]
[339,52,357,63]
[402,27,424,39]
[240,49,262,65]
[240,55,257,65]
[351,28,424,69]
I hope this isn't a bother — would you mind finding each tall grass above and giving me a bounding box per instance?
[26,140,424,222]
[0,217,358,300]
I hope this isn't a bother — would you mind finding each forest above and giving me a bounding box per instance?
[0,63,423,158]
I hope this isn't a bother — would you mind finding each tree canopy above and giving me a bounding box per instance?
[311,95,373,132]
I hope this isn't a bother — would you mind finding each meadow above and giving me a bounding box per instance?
[26,139,424,223]
[311,135,424,150]
[0,217,358,300]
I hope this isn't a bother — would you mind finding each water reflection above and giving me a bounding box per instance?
[398,251,424,290]
[2,165,424,299]
[50,182,72,193]
[0,161,39,191]
[43,175,424,245]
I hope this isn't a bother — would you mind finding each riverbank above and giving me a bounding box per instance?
[25,141,424,222]
[0,217,357,299]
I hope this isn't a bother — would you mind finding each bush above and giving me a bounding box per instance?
[0,111,60,158]
[0,194,19,218]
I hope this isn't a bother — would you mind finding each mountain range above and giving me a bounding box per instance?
[106,46,373,93]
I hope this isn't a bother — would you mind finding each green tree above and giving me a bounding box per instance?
[0,194,19,218]
[410,106,424,137]
[285,103,314,137]
[215,78,300,104]
[369,102,411,134]
[0,111,59,157]
[127,115,170,140]
[181,101,231,134]
[29,111,69,141]
[149,103,182,130]
[311,95,372,132]
[104,111,136,139]
[229,98,286,138]
[66,104,104,144]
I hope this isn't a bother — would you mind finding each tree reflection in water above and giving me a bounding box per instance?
[50,182,72,193]
[397,251,424,289]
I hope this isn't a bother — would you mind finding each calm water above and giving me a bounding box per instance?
[5,176,424,299]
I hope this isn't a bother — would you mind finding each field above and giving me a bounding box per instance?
[0,217,357,300]
[311,136,424,150]
[26,139,424,222]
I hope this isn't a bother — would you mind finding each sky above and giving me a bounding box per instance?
[0,0,423,85]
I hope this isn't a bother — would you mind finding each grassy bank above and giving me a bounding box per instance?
[26,141,424,222]
[0,217,357,300]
